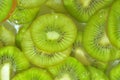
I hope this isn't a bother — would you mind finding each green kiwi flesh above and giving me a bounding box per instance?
[87,66,109,80]
[21,30,71,67]
[48,57,90,80]
[109,63,120,80]
[9,7,40,24]
[17,0,46,8]
[0,26,15,48]
[83,8,120,62]
[12,68,53,80]
[30,13,77,52]
[63,0,114,22]
[0,0,13,22]
[0,46,30,78]
[107,0,120,49]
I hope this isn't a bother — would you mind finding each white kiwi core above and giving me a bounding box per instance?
[99,33,110,46]
[47,31,60,40]
[79,0,91,8]
[1,63,10,80]
[55,74,71,80]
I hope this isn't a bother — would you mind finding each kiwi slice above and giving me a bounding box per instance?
[21,30,71,67]
[87,66,109,80]
[17,0,46,8]
[9,7,40,24]
[63,0,114,22]
[109,63,120,80]
[0,26,15,47]
[0,0,16,22]
[107,0,120,49]
[48,57,90,80]
[83,8,120,62]
[12,68,53,80]
[0,46,30,79]
[30,13,77,52]
[72,31,91,65]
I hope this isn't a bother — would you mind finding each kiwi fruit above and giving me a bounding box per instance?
[63,0,114,22]
[71,31,91,65]
[83,8,120,62]
[9,7,40,24]
[109,63,120,80]
[0,0,16,22]
[87,66,109,80]
[0,46,30,79]
[0,26,15,47]
[17,0,46,8]
[48,57,90,80]
[107,0,120,49]
[30,13,77,52]
[12,68,53,80]
[21,30,71,67]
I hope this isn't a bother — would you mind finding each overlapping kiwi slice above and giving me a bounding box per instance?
[9,7,40,24]
[30,13,77,52]
[87,66,109,80]
[0,26,15,47]
[83,8,120,62]
[48,57,90,80]
[12,68,53,80]
[21,30,71,67]
[17,0,46,8]
[0,46,30,79]
[63,0,114,22]
[107,0,120,49]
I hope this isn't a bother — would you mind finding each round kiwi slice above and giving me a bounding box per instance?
[0,46,30,79]
[87,66,109,80]
[48,57,90,80]
[0,26,15,47]
[17,0,46,8]
[107,0,120,49]
[9,7,40,24]
[63,0,114,22]
[83,8,120,62]
[30,13,77,52]
[109,63,120,80]
[12,68,53,80]
[21,30,71,67]
[0,0,17,22]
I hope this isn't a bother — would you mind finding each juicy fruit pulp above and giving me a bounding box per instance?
[0,0,120,80]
